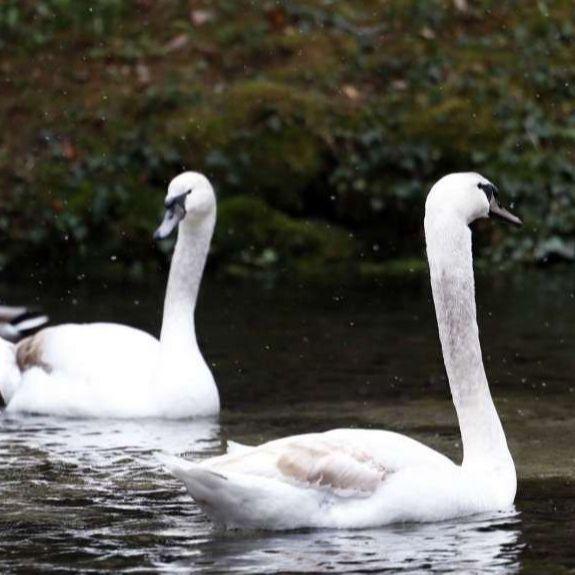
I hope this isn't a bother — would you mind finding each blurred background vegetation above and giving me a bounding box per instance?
[0,0,574,280]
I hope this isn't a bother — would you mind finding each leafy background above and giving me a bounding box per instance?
[1,0,574,279]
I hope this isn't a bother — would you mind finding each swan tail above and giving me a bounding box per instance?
[158,453,247,525]
[157,453,322,530]
[158,453,228,494]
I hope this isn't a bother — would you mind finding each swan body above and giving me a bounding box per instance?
[0,172,219,418]
[161,172,522,529]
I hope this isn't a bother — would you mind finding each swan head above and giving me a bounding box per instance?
[154,172,216,240]
[426,172,522,227]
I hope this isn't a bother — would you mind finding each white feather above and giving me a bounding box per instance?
[226,440,253,455]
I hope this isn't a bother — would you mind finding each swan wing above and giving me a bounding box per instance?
[161,429,455,529]
[274,438,387,496]
[209,429,452,490]
[6,323,160,416]
[205,434,388,496]
[16,323,159,377]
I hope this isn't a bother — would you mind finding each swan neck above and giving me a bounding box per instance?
[425,213,513,468]
[160,214,214,350]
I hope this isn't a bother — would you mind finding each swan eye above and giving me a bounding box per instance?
[165,189,192,211]
[477,182,498,201]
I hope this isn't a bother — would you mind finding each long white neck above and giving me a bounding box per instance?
[160,212,214,356]
[425,211,513,470]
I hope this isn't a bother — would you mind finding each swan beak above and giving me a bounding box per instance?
[153,204,186,240]
[489,196,522,227]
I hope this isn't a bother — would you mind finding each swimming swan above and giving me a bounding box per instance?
[160,172,522,530]
[0,305,49,343]
[0,172,219,418]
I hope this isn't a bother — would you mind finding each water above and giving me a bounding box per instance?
[1,270,574,573]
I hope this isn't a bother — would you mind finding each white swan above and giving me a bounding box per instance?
[0,305,48,343]
[160,172,522,530]
[0,172,219,418]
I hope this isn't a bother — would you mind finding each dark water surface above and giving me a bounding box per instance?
[1,270,574,574]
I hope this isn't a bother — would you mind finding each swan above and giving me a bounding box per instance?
[0,305,48,343]
[0,172,219,418]
[160,172,523,530]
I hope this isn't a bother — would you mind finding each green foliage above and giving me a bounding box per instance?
[215,195,356,273]
[181,80,335,213]
[1,0,574,277]
[1,128,182,276]
[0,0,127,48]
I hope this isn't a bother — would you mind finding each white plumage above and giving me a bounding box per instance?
[0,172,219,418]
[160,172,522,530]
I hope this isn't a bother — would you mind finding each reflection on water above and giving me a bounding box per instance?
[190,513,521,574]
[0,414,221,467]
[0,270,574,573]
[0,415,220,573]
